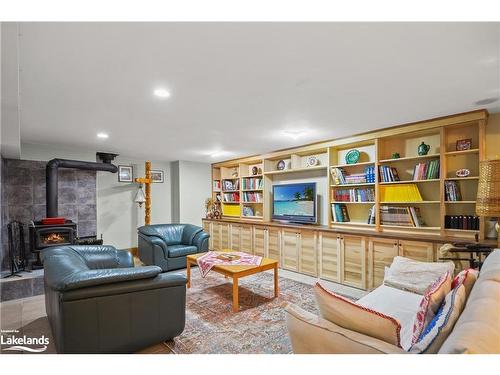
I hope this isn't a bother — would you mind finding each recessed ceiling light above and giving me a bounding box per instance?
[283,129,310,140]
[153,88,171,98]
[97,132,109,139]
[206,150,232,158]
[210,151,227,158]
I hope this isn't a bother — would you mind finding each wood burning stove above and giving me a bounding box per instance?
[25,155,118,269]
[29,220,77,268]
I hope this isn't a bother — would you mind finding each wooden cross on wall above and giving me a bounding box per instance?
[134,161,152,226]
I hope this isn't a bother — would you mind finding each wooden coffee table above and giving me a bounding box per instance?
[186,250,279,312]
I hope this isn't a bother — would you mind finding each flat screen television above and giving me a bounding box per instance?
[272,182,317,224]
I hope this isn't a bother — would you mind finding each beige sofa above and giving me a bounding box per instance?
[286,249,500,354]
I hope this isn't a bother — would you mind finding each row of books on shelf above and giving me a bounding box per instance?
[222,192,240,202]
[379,160,440,182]
[213,180,221,190]
[379,166,400,182]
[241,177,263,190]
[445,215,480,231]
[241,192,263,203]
[331,203,376,223]
[379,184,423,202]
[413,159,440,180]
[330,166,375,185]
[444,181,462,201]
[380,205,425,227]
[332,187,375,202]
[331,203,351,222]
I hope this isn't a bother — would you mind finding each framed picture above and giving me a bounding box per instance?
[150,169,164,183]
[456,138,472,151]
[118,165,133,182]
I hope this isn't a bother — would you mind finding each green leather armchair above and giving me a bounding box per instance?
[138,224,209,271]
[42,245,186,353]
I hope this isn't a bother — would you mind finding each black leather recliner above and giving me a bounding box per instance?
[138,224,209,271]
[42,245,187,353]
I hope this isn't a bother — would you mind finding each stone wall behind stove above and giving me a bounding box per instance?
[1,159,97,270]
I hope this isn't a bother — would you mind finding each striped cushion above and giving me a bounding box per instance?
[411,272,452,345]
[452,268,479,298]
[410,284,467,353]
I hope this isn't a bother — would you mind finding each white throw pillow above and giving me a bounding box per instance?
[384,256,455,294]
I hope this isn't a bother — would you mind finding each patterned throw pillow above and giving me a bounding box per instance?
[411,272,451,345]
[314,282,402,347]
[410,284,467,353]
[452,268,479,297]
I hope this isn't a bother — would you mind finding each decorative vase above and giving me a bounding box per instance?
[418,142,430,156]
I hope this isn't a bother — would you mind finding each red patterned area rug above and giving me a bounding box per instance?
[165,270,355,354]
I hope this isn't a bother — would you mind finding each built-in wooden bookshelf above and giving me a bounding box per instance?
[211,110,489,240]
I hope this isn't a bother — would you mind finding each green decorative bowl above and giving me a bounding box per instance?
[345,149,360,164]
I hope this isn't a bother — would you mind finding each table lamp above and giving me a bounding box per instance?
[476,159,500,248]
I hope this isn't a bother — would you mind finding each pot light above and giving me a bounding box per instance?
[283,129,309,140]
[153,88,171,98]
[211,151,228,158]
[97,132,109,139]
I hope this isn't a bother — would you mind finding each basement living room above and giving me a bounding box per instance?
[1,7,500,372]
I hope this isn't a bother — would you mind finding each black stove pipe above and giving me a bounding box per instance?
[46,158,118,218]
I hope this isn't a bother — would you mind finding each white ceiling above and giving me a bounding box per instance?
[11,22,500,162]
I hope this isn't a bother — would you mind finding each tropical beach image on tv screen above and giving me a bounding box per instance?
[273,183,315,217]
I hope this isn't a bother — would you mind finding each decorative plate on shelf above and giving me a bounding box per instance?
[277,160,286,170]
[251,166,258,175]
[306,156,319,167]
[345,149,360,164]
[456,168,471,178]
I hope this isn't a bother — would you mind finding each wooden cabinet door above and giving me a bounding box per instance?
[202,221,212,249]
[230,224,241,251]
[320,232,340,282]
[211,222,221,250]
[220,223,230,250]
[299,230,317,276]
[341,235,367,289]
[282,230,299,271]
[253,226,266,257]
[240,225,253,254]
[368,237,399,290]
[398,240,434,262]
[267,227,281,265]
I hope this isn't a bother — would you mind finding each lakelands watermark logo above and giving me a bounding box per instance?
[1,329,49,353]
